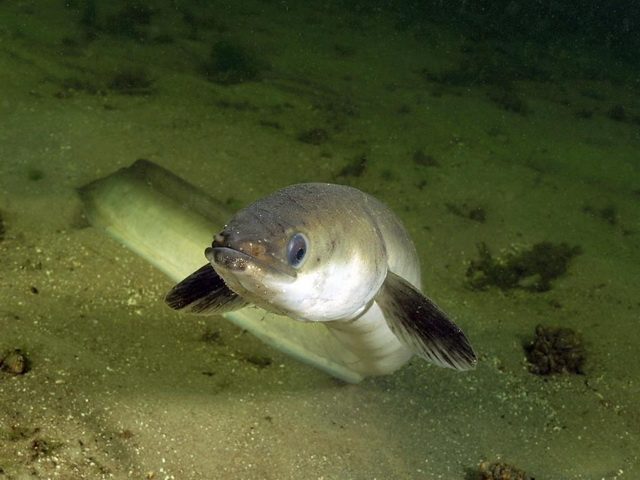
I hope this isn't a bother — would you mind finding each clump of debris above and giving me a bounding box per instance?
[525,324,586,375]
[478,460,528,480]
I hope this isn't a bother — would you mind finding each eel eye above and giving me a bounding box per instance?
[287,233,308,268]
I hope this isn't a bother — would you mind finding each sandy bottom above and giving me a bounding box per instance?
[1,1,639,479]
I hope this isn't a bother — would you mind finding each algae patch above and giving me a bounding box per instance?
[466,241,582,292]
[204,40,263,85]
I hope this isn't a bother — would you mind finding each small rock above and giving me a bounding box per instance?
[1,349,29,375]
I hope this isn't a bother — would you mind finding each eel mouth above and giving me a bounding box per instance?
[205,245,297,280]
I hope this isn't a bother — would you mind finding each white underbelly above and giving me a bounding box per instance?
[326,301,413,376]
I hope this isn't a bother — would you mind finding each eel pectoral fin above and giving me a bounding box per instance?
[376,271,477,371]
[165,263,250,314]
